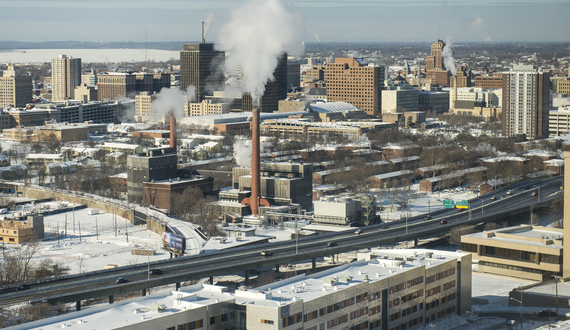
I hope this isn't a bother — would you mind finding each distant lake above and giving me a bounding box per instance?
[0,49,181,64]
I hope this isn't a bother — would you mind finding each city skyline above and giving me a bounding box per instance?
[2,0,569,44]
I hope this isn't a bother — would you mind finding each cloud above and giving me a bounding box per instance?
[470,17,484,28]
[470,17,492,42]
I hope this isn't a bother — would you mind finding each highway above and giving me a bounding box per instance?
[0,176,563,308]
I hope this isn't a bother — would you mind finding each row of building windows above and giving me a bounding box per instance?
[426,268,455,284]
[282,312,302,327]
[388,276,423,294]
[480,261,544,274]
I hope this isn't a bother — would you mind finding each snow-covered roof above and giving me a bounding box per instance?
[309,101,359,113]
[370,169,414,180]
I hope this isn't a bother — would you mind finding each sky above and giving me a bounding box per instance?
[1,0,570,44]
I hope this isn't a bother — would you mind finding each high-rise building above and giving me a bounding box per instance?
[325,58,385,117]
[502,65,550,139]
[51,54,81,101]
[287,60,300,90]
[426,39,445,71]
[180,43,225,102]
[0,64,32,108]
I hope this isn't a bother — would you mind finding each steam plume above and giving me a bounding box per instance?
[442,36,457,76]
[215,0,304,104]
[151,85,196,120]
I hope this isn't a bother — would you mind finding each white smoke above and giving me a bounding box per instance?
[215,0,304,105]
[233,140,252,168]
[442,36,457,76]
[151,85,196,121]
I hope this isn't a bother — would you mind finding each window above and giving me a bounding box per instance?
[261,319,274,324]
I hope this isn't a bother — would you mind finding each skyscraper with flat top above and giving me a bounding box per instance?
[180,43,225,102]
[325,58,384,117]
[502,65,550,140]
[51,54,81,101]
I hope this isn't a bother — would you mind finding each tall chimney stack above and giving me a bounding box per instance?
[170,110,177,153]
[453,76,458,109]
[201,19,205,44]
[250,108,260,215]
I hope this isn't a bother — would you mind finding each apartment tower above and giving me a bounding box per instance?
[51,54,81,101]
[325,58,385,117]
[502,65,550,139]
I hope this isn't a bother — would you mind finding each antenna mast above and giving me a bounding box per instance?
[201,19,205,44]
[145,27,147,68]
[438,29,441,41]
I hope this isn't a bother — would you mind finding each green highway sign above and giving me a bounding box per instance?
[443,200,455,208]
[456,200,469,209]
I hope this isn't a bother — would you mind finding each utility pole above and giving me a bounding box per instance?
[96,216,99,241]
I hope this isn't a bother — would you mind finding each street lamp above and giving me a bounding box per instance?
[147,234,151,281]
[510,289,523,329]
[466,306,481,330]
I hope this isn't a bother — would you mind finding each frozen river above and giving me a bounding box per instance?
[0,48,180,64]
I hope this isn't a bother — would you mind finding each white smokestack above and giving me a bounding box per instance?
[215,0,304,105]
[442,36,457,76]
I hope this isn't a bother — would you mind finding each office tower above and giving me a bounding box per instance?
[180,42,225,102]
[287,59,300,90]
[0,64,32,108]
[325,58,385,117]
[426,39,445,71]
[96,73,136,100]
[502,65,550,139]
[51,54,81,101]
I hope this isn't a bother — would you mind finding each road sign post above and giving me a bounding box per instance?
[443,200,455,208]
[456,200,468,209]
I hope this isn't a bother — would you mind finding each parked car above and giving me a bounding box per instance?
[260,250,273,256]
[440,220,448,225]
[115,277,129,284]
[149,269,163,275]
[327,242,337,247]
[538,310,556,317]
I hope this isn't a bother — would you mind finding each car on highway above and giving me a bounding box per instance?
[115,277,129,284]
[424,215,431,220]
[491,196,496,201]
[327,242,337,247]
[531,192,537,197]
[525,186,531,190]
[14,284,30,291]
[149,269,163,275]
[506,190,512,195]
[260,250,273,256]
[538,309,556,317]
[354,229,363,235]
[440,220,448,225]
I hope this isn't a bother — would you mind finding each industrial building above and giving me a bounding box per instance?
[142,176,214,211]
[127,147,178,203]
[12,248,471,330]
[313,193,378,226]
[209,162,313,218]
[0,215,44,244]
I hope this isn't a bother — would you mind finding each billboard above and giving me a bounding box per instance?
[162,232,186,251]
